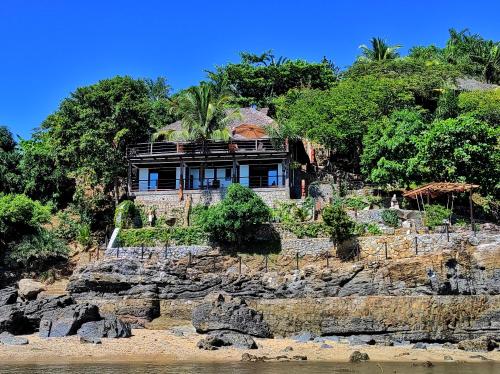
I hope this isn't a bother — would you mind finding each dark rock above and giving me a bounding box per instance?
[0,331,29,345]
[412,342,427,350]
[458,336,498,352]
[291,331,316,343]
[412,361,433,367]
[0,287,17,307]
[349,351,370,362]
[469,354,490,360]
[197,330,257,350]
[442,342,456,349]
[77,317,131,340]
[444,355,454,361]
[192,295,271,338]
[282,346,294,352]
[0,304,28,334]
[80,336,102,344]
[241,353,265,362]
[292,355,307,360]
[348,335,376,346]
[320,343,333,349]
[23,295,74,330]
[39,303,100,338]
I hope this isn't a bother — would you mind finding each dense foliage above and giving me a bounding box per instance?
[322,204,355,245]
[196,184,271,245]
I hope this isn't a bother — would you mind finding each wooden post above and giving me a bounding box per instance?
[445,223,449,242]
[239,256,242,274]
[265,255,268,273]
[188,251,192,267]
[296,252,299,270]
[141,244,144,260]
[326,252,329,268]
[415,237,418,255]
[385,242,388,260]
[469,189,475,235]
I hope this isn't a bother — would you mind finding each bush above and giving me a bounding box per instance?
[322,204,355,244]
[170,226,207,245]
[381,209,399,228]
[424,204,451,229]
[114,200,141,229]
[197,184,271,245]
[272,200,312,224]
[117,227,170,247]
[354,222,383,236]
[282,221,329,238]
[8,229,68,270]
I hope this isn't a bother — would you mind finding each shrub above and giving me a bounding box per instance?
[53,210,82,241]
[8,230,68,270]
[114,200,141,229]
[197,184,271,245]
[381,209,400,228]
[424,204,451,229]
[282,221,329,238]
[272,200,312,224]
[322,204,355,244]
[117,227,170,247]
[170,226,207,245]
[354,222,382,236]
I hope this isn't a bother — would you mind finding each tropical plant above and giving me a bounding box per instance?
[359,37,401,61]
[168,83,239,143]
[196,184,271,246]
[0,126,21,194]
[381,209,400,228]
[423,204,451,229]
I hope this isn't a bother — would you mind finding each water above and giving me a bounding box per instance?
[0,362,498,374]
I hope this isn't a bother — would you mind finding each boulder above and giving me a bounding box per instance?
[0,304,28,334]
[291,331,316,343]
[23,295,74,331]
[39,303,100,338]
[197,330,257,350]
[457,336,498,352]
[0,287,17,307]
[0,331,29,345]
[18,279,45,301]
[192,295,271,338]
[412,342,427,350]
[77,317,131,340]
[349,350,370,363]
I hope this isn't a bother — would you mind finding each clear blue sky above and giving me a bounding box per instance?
[1,0,499,140]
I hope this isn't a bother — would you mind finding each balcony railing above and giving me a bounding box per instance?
[127,139,286,158]
[131,175,286,192]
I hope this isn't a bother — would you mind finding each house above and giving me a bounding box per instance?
[126,107,310,212]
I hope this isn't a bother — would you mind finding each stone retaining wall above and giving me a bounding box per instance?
[105,245,212,260]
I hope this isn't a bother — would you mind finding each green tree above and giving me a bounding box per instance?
[0,126,21,194]
[361,109,427,187]
[458,89,500,124]
[38,76,158,206]
[411,115,499,197]
[196,184,271,245]
[274,76,414,170]
[358,37,401,61]
[322,204,355,245]
[207,52,338,107]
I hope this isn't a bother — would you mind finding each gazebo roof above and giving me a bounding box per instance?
[403,182,479,199]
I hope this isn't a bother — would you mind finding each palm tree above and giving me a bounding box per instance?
[359,37,401,61]
[471,41,500,83]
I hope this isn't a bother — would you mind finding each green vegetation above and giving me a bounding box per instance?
[381,209,400,228]
[196,184,271,245]
[1,28,500,272]
[423,204,452,229]
[118,226,206,247]
[322,204,356,245]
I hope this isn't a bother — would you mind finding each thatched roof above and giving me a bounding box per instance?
[403,182,479,199]
[455,78,499,91]
[162,107,275,139]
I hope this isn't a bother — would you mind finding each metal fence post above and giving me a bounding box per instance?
[239,256,242,274]
[296,252,299,270]
[415,237,418,255]
[188,251,192,267]
[385,242,388,260]
[446,224,449,242]
[265,255,268,273]
[141,244,144,260]
[326,252,329,268]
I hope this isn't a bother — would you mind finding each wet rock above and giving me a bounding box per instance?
[18,279,45,301]
[197,330,257,350]
[0,287,17,307]
[0,304,28,334]
[291,331,316,343]
[192,294,271,338]
[349,350,370,362]
[77,317,131,340]
[39,303,100,338]
[444,355,454,361]
[0,331,29,345]
[458,336,498,352]
[412,342,427,350]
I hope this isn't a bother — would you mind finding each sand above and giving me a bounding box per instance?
[0,328,498,365]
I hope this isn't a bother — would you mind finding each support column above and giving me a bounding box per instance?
[127,163,132,196]
[232,158,238,183]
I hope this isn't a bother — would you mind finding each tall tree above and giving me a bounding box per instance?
[0,126,21,194]
[359,37,401,61]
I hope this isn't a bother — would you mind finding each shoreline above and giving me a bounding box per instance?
[1,329,499,365]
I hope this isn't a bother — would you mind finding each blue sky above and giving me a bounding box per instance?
[1,0,499,140]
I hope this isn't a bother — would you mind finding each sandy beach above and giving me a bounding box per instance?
[0,328,499,365]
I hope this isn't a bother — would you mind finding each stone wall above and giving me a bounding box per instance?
[105,245,212,261]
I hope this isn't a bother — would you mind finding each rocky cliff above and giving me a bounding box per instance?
[66,230,500,342]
